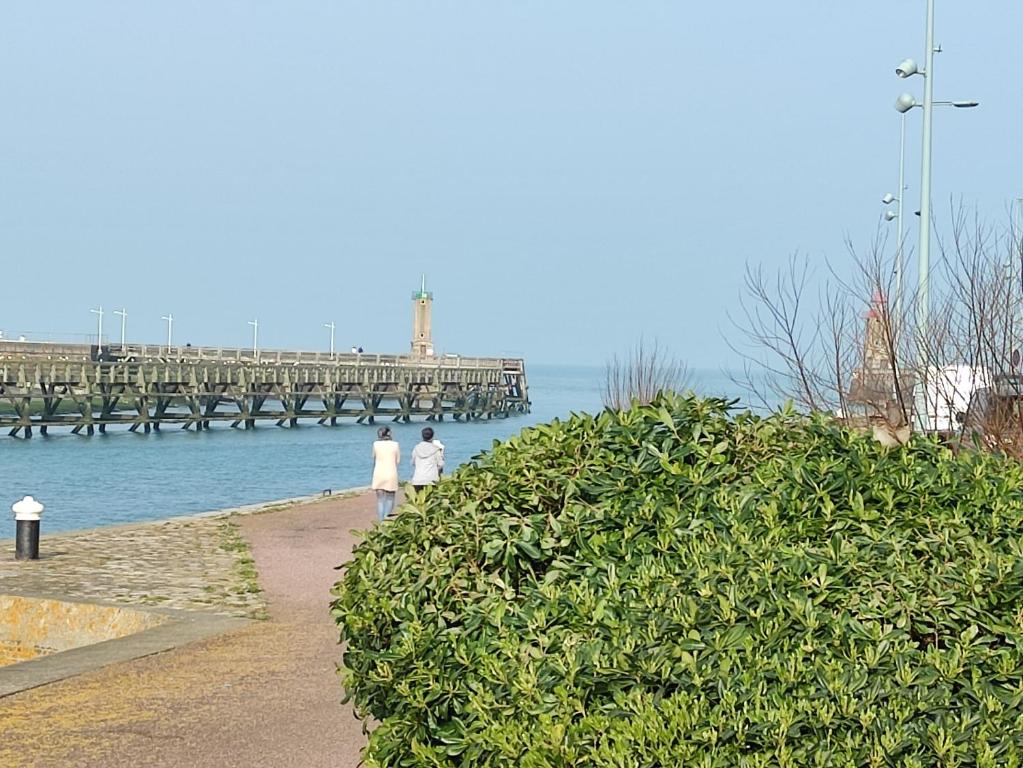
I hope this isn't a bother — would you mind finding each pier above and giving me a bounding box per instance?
[0,343,529,437]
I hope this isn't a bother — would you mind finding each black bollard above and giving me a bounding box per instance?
[15,519,39,560]
[12,496,44,561]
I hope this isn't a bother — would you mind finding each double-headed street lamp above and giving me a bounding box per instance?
[248,318,259,356]
[114,308,128,347]
[162,313,174,350]
[324,321,336,357]
[897,22,937,345]
[90,307,104,348]
[885,0,982,431]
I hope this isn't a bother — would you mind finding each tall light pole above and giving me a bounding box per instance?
[884,97,978,320]
[882,111,908,321]
[162,313,174,350]
[324,322,335,357]
[1015,198,1023,293]
[90,306,104,348]
[1010,198,1023,352]
[895,0,937,350]
[114,308,128,347]
[249,319,259,355]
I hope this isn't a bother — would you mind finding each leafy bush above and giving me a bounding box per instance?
[331,394,1023,767]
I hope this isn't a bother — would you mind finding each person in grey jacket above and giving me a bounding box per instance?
[410,427,444,492]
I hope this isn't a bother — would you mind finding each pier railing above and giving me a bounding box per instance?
[0,340,522,372]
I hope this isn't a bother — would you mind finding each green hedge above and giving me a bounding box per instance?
[331,394,1023,767]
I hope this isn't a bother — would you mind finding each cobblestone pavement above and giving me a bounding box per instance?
[0,513,268,618]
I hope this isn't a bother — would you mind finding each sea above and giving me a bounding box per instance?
[0,366,747,534]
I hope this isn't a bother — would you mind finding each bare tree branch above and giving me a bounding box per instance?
[729,204,1023,455]
[603,338,689,411]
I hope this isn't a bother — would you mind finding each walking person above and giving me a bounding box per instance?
[410,427,444,493]
[371,426,400,520]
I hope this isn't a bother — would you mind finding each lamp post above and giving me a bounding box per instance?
[90,306,104,349]
[895,0,938,353]
[249,319,259,356]
[1016,198,1023,293]
[882,111,908,321]
[895,0,977,431]
[1010,198,1023,356]
[162,313,174,351]
[883,98,978,320]
[324,322,335,357]
[113,308,128,347]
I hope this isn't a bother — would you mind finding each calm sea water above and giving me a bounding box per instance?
[0,366,745,534]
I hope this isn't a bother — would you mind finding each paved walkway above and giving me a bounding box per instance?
[0,493,378,767]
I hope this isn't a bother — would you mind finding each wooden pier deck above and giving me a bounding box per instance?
[0,343,529,437]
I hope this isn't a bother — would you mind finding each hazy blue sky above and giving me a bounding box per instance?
[1,3,1020,366]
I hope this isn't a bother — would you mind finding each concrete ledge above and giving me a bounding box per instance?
[0,591,249,698]
[1,594,169,659]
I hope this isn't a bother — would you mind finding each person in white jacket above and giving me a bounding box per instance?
[410,427,444,492]
[371,426,400,520]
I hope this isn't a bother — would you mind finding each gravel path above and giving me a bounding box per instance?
[0,492,378,768]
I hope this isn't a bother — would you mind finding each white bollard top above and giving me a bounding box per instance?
[12,496,44,521]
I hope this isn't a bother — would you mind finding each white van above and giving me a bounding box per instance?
[919,364,991,433]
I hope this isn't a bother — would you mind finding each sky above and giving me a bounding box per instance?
[1,2,1021,367]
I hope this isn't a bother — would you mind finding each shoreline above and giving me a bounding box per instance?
[0,485,369,544]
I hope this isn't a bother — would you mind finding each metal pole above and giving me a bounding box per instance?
[1016,198,1023,294]
[90,307,104,348]
[1014,198,1023,357]
[896,113,906,320]
[114,308,127,346]
[917,0,936,358]
[162,314,174,350]
[911,0,937,432]
[249,319,259,355]
[325,322,335,356]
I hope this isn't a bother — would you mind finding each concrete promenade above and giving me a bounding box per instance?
[0,493,377,767]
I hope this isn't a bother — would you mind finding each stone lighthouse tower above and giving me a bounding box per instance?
[411,275,434,358]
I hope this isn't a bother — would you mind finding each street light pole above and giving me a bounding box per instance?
[249,319,259,355]
[324,322,335,357]
[1016,198,1023,293]
[917,0,936,352]
[114,308,127,347]
[90,307,104,349]
[890,113,908,320]
[162,313,174,350]
[894,0,979,430]
[1007,197,1023,363]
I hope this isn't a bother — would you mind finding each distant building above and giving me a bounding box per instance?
[849,292,897,405]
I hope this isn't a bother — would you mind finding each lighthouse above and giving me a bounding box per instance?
[411,275,434,358]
